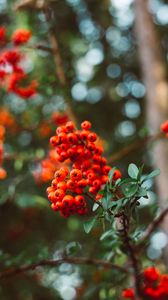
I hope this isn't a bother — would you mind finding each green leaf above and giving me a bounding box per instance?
[101,191,112,210]
[128,164,139,179]
[122,183,138,197]
[117,178,136,186]
[136,187,148,197]
[83,217,97,234]
[108,167,116,181]
[100,229,114,241]
[92,202,100,212]
[143,169,160,181]
[137,164,144,181]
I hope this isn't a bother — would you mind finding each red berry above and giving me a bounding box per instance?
[87,132,97,142]
[55,188,65,201]
[65,121,75,132]
[161,121,168,133]
[81,121,92,130]
[62,195,74,207]
[54,170,67,181]
[75,195,85,206]
[113,169,122,180]
[67,133,78,144]
[57,181,67,191]
[70,169,82,181]
[58,132,67,143]
[67,180,76,190]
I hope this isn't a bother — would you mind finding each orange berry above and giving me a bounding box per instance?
[65,121,75,132]
[70,169,82,181]
[55,188,65,201]
[57,181,67,191]
[113,169,122,180]
[62,195,74,207]
[0,167,6,180]
[54,170,67,181]
[75,195,85,206]
[81,121,91,130]
[88,132,97,142]
[67,180,76,190]
[161,121,168,133]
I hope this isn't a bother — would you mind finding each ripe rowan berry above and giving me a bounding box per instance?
[161,121,168,133]
[0,167,7,180]
[48,192,57,202]
[88,132,97,142]
[50,136,59,147]
[92,179,101,188]
[54,169,67,181]
[62,195,74,207]
[67,133,78,144]
[65,121,75,131]
[113,169,122,181]
[12,29,31,45]
[75,195,86,206]
[55,189,65,201]
[70,169,82,181]
[67,180,76,190]
[57,181,67,191]
[58,132,67,143]
[77,179,87,188]
[81,121,92,130]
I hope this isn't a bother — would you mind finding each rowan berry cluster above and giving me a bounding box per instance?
[0,27,38,98]
[47,120,121,217]
[161,121,168,137]
[122,267,168,299]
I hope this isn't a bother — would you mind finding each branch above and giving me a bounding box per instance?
[137,206,168,248]
[108,132,163,164]
[120,215,144,300]
[0,256,128,279]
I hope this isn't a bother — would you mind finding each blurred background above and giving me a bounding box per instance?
[0,0,168,299]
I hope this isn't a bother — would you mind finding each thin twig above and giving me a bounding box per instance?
[0,256,128,279]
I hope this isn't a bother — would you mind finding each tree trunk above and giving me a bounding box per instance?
[134,0,168,265]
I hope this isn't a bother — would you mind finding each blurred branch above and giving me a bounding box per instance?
[29,43,52,53]
[137,206,168,248]
[108,132,163,164]
[0,256,128,279]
